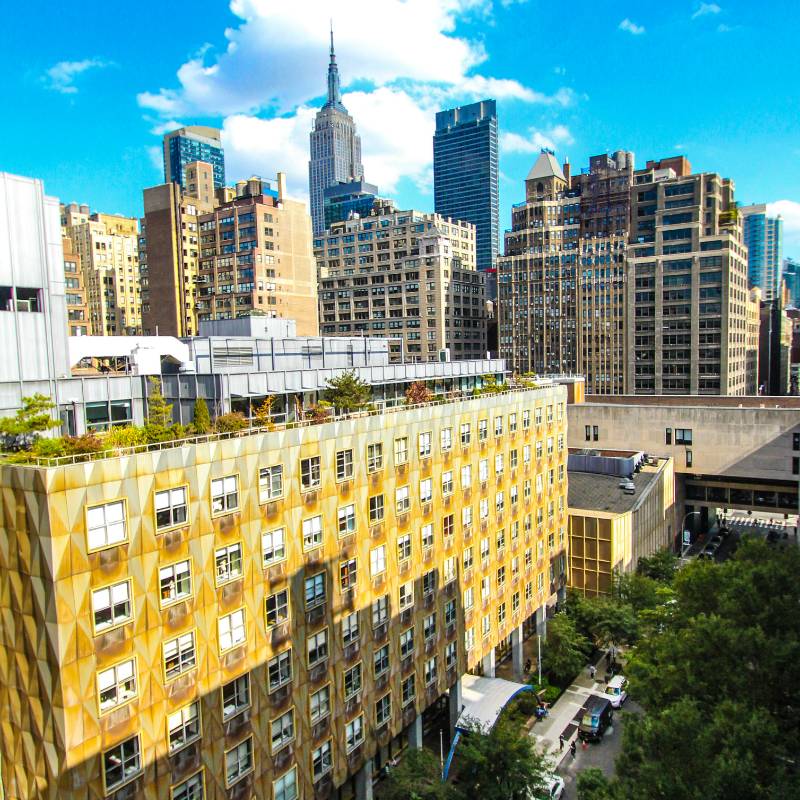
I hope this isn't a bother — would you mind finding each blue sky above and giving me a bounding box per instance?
[4,0,799,256]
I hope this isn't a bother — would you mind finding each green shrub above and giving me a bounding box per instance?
[214,412,248,433]
[105,426,148,449]
[192,398,212,434]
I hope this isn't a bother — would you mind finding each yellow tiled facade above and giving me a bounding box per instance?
[0,387,568,800]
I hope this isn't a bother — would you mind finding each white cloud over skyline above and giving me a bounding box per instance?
[618,18,645,35]
[43,58,113,94]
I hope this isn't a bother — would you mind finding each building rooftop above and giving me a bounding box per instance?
[526,150,566,182]
[568,462,662,515]
[583,394,800,409]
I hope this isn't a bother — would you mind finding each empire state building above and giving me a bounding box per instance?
[308,29,364,234]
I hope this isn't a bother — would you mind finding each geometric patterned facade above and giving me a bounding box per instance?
[0,386,568,799]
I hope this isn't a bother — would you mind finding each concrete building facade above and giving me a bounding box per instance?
[0,384,568,799]
[626,159,750,395]
[63,234,91,337]
[62,204,142,335]
[316,206,486,362]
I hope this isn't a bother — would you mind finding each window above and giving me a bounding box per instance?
[444,556,456,584]
[274,766,297,800]
[222,674,250,720]
[402,674,416,706]
[346,715,364,752]
[92,580,132,632]
[160,560,192,606]
[271,708,295,753]
[399,581,414,610]
[794,458,800,476]
[225,736,253,786]
[215,542,243,585]
[400,627,414,657]
[172,771,204,800]
[479,419,488,441]
[461,464,472,489]
[419,431,432,458]
[464,586,474,610]
[423,570,436,596]
[103,734,141,792]
[665,427,673,445]
[86,500,127,550]
[372,594,389,627]
[396,486,410,514]
[301,456,321,490]
[362,495,383,528]
[268,649,292,691]
[168,701,201,752]
[305,572,326,609]
[211,475,239,514]
[425,656,438,685]
[424,612,436,641]
[686,450,693,468]
[460,422,471,445]
[397,533,411,562]
[370,545,387,576]
[482,614,491,637]
[593,426,599,442]
[155,487,188,529]
[340,558,358,591]
[443,514,454,539]
[523,444,531,464]
[374,643,390,677]
[303,515,324,550]
[676,428,693,445]
[522,410,530,430]
[164,631,196,680]
[313,741,333,781]
[344,663,362,698]
[367,442,383,472]
[465,627,475,652]
[498,602,506,625]
[794,432,800,452]
[259,465,283,502]
[262,527,286,566]
[342,611,359,645]
[495,416,503,437]
[420,477,433,504]
[308,628,329,666]
[440,427,453,452]
[336,449,354,481]
[97,658,137,713]
[421,522,434,550]
[310,685,331,722]
[462,506,473,528]
[446,640,457,669]
[219,608,246,652]
[376,693,391,726]
[445,598,456,627]
[266,589,289,627]
[395,436,409,465]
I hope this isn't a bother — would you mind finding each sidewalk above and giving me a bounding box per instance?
[530,657,607,767]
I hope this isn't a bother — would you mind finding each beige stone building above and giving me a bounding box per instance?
[747,287,761,394]
[62,204,142,335]
[567,452,675,596]
[0,385,568,799]
[316,205,486,362]
[141,167,318,337]
[62,234,91,336]
[626,157,750,395]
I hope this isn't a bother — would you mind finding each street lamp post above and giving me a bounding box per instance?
[680,510,702,557]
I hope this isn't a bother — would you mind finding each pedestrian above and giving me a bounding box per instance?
[570,740,577,759]
[559,734,565,752]
[589,664,596,679]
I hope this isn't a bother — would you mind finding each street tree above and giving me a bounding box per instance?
[542,612,590,685]
[636,549,677,582]
[576,768,613,800]
[382,748,460,800]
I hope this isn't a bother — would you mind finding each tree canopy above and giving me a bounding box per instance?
[323,371,372,413]
[382,748,459,800]
[542,612,591,685]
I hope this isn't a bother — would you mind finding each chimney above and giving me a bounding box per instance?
[563,157,571,185]
[277,172,287,201]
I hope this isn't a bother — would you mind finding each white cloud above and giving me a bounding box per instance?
[619,18,645,35]
[141,0,578,197]
[149,119,185,136]
[768,200,800,256]
[501,125,574,154]
[146,146,163,172]
[692,2,721,19]
[43,58,112,94]
[717,23,734,32]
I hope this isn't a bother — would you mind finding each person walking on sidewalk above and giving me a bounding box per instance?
[559,734,565,752]
[570,740,577,759]
[589,664,596,680]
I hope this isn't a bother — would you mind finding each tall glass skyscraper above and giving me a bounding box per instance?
[162,126,225,190]
[433,100,499,275]
[308,30,364,234]
[742,204,784,300]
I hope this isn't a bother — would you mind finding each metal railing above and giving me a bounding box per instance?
[9,381,561,469]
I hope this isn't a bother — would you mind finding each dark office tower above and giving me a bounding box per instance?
[308,28,364,235]
[162,126,225,190]
[433,100,499,277]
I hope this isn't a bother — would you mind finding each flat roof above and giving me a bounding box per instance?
[583,395,800,409]
[568,464,662,515]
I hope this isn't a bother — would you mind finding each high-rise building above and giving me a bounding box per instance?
[782,257,800,307]
[142,166,318,337]
[626,160,750,395]
[62,203,142,335]
[62,234,91,336]
[497,150,580,376]
[433,100,499,276]
[163,125,225,191]
[316,204,486,362]
[741,204,783,301]
[759,294,792,395]
[308,30,364,235]
[323,178,385,229]
[746,287,761,395]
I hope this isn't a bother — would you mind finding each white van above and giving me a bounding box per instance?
[604,675,628,708]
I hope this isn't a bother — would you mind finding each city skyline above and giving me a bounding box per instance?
[4,0,799,259]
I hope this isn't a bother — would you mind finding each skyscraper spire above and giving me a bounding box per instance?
[326,22,342,107]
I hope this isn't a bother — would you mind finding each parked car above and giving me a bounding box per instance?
[578,697,614,742]
[528,775,565,800]
[604,675,628,708]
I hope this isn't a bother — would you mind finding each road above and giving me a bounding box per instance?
[556,700,642,799]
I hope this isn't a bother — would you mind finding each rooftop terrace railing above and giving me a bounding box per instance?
[8,381,559,468]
